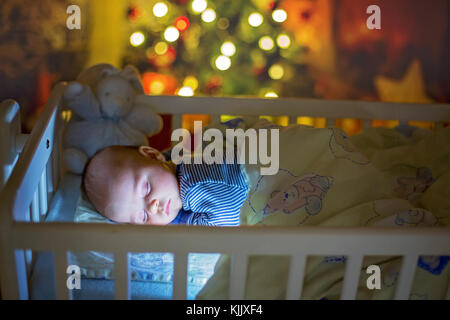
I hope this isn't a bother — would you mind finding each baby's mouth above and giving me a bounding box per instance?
[165,199,171,215]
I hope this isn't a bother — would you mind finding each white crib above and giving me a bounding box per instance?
[1,81,450,300]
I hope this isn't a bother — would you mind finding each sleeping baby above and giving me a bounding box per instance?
[82,145,249,226]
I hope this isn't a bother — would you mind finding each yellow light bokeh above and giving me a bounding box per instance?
[154,41,168,55]
[248,12,263,27]
[164,26,179,42]
[259,36,274,51]
[192,0,207,13]
[153,2,168,18]
[201,8,216,22]
[178,86,194,96]
[130,32,145,47]
[215,55,231,71]
[268,64,284,80]
[272,9,287,23]
[276,34,291,48]
[221,42,236,56]
[297,117,314,126]
[183,76,199,90]
[149,81,165,95]
[264,91,278,98]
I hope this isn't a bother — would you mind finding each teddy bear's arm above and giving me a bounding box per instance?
[63,81,102,121]
[125,99,163,136]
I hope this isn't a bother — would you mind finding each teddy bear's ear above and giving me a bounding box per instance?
[270,190,281,198]
[121,64,145,94]
[77,63,119,85]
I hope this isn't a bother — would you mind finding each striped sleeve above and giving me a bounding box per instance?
[177,161,249,226]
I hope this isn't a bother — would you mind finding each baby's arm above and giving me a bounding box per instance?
[183,183,247,226]
[177,155,250,226]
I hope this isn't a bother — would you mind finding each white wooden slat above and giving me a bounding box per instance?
[31,190,39,223]
[229,253,248,300]
[285,255,307,300]
[56,121,65,185]
[54,250,70,300]
[38,168,47,219]
[0,99,20,188]
[173,252,188,300]
[395,254,418,300]
[341,255,364,300]
[14,250,29,299]
[51,144,59,191]
[25,250,32,275]
[46,159,54,201]
[114,252,130,300]
[25,201,33,277]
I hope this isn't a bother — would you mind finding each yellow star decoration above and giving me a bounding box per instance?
[374,59,433,104]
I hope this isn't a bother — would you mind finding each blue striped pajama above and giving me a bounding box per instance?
[170,160,249,226]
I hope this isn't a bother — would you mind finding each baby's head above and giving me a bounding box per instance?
[82,145,182,225]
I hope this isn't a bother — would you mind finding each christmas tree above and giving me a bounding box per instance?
[122,0,316,98]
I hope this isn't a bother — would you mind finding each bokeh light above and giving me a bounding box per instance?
[217,17,230,30]
[164,26,180,42]
[221,42,236,56]
[175,16,190,32]
[248,12,263,27]
[264,91,279,98]
[183,76,199,90]
[276,34,291,48]
[201,9,216,23]
[272,9,287,23]
[268,64,284,80]
[130,31,145,47]
[154,41,168,55]
[259,36,274,51]
[178,86,194,96]
[150,81,165,95]
[215,55,231,71]
[192,0,207,14]
[153,2,168,18]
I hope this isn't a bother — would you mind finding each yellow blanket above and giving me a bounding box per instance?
[197,120,450,300]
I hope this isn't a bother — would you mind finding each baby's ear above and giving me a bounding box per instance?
[138,146,166,162]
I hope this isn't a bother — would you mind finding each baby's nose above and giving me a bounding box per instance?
[148,199,162,214]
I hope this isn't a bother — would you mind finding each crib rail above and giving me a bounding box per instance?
[137,94,450,124]
[9,222,450,300]
[0,82,67,299]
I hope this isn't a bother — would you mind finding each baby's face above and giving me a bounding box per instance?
[100,150,182,225]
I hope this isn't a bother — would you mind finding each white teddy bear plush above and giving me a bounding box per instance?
[62,63,163,174]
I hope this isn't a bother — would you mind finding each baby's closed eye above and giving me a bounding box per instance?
[138,209,148,223]
[141,180,151,197]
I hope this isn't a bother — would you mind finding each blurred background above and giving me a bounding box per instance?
[1,0,449,149]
